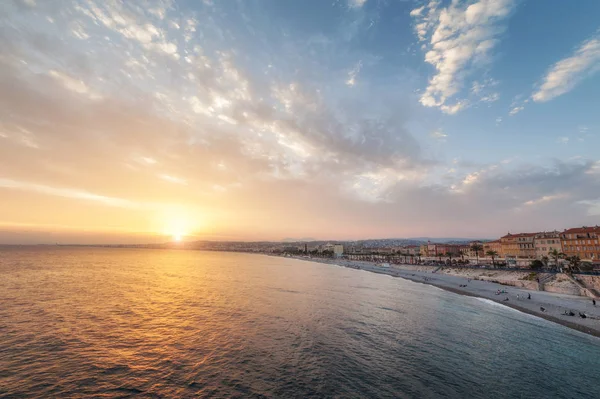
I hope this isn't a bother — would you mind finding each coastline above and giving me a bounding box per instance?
[287,255,600,339]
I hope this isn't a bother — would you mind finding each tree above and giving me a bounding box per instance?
[541,256,549,268]
[471,243,484,264]
[486,250,498,267]
[548,249,565,270]
[416,252,421,264]
[530,259,544,270]
[446,252,453,264]
[566,256,581,272]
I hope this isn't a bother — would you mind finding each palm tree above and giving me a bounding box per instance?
[471,243,484,264]
[548,249,565,271]
[416,252,421,264]
[486,250,498,267]
[446,252,453,264]
[567,255,581,272]
[541,256,550,268]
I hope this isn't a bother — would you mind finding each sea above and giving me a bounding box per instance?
[1,247,599,398]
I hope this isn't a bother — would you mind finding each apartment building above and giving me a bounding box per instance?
[483,240,503,257]
[534,231,562,260]
[560,226,600,261]
[501,233,535,258]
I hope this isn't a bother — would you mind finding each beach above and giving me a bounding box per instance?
[292,256,600,338]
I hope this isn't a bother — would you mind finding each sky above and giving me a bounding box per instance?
[1,0,600,244]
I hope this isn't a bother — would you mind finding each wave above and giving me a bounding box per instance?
[473,297,533,315]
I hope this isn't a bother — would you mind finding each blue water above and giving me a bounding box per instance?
[1,247,599,398]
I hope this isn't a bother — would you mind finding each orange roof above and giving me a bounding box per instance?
[502,232,536,238]
[562,226,600,234]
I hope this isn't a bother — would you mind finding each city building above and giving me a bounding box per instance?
[402,245,421,256]
[459,245,471,258]
[500,233,536,258]
[333,244,344,257]
[483,240,503,257]
[501,234,519,258]
[420,244,429,257]
[345,245,364,254]
[427,243,462,257]
[516,233,536,258]
[468,241,484,258]
[560,226,600,262]
[534,232,562,260]
[320,243,335,253]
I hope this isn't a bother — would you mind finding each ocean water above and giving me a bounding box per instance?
[1,248,599,398]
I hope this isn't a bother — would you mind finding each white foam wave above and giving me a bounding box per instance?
[473,297,532,315]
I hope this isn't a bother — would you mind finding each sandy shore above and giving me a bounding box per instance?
[290,256,600,338]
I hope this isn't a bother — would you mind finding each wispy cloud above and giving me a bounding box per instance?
[430,128,448,140]
[524,194,568,206]
[509,106,524,116]
[158,174,188,185]
[345,60,363,87]
[411,0,515,114]
[533,34,600,102]
[348,0,367,9]
[0,178,146,209]
[49,70,101,100]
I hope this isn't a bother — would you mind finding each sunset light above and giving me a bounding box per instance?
[2,1,600,398]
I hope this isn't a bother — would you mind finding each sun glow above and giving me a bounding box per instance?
[155,205,203,243]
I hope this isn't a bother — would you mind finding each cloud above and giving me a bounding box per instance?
[158,174,188,185]
[524,194,568,206]
[1,0,599,243]
[0,178,147,209]
[557,137,570,144]
[346,60,363,87]
[48,70,100,99]
[509,106,524,116]
[348,0,367,9]
[532,34,600,102]
[411,0,515,113]
[430,128,448,140]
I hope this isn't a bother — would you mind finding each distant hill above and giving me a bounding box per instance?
[281,237,317,242]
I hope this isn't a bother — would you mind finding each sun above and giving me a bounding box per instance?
[173,234,183,242]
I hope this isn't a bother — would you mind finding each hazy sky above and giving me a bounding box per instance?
[1,0,600,244]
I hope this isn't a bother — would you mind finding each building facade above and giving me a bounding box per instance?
[333,244,344,257]
[403,245,421,256]
[500,233,535,258]
[560,226,600,262]
[468,241,484,258]
[500,234,519,258]
[483,240,503,257]
[516,233,536,258]
[534,232,562,260]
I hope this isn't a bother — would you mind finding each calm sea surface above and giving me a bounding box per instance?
[1,247,600,398]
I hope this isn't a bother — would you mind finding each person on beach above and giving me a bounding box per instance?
[593,299,596,306]
[517,294,519,300]
[528,293,531,300]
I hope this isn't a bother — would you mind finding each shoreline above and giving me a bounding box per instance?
[287,255,600,339]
